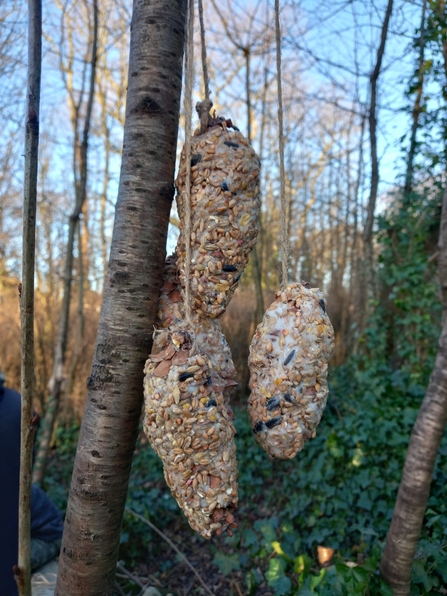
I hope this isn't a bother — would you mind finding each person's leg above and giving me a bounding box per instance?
[30,537,62,572]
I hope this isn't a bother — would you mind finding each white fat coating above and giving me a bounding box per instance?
[248,282,335,459]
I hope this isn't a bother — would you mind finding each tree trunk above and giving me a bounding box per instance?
[15,0,42,594]
[32,0,98,485]
[380,185,447,595]
[55,0,187,593]
[244,47,264,324]
[404,0,427,198]
[362,0,393,292]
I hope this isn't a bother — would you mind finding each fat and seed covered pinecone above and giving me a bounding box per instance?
[175,124,261,318]
[247,283,335,459]
[143,257,238,538]
[143,328,238,539]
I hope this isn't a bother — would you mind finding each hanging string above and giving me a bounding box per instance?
[182,0,195,326]
[197,0,213,134]
[275,0,288,288]
[198,0,210,102]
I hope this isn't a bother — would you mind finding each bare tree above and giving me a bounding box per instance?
[404,0,427,198]
[380,184,447,595]
[14,0,42,594]
[362,0,393,290]
[55,0,187,593]
[209,0,268,324]
[33,0,98,485]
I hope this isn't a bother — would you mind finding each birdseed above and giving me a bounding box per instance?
[175,125,261,318]
[144,328,238,538]
[154,256,237,387]
[143,257,238,538]
[247,282,335,459]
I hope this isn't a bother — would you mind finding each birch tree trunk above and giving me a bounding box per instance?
[380,185,447,595]
[55,0,187,593]
[15,0,42,594]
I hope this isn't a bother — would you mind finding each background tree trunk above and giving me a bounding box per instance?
[32,0,98,485]
[244,47,264,325]
[404,0,427,199]
[15,0,42,593]
[55,0,187,593]
[362,0,393,295]
[380,185,447,595]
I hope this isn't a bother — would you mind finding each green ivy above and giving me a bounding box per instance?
[44,191,446,595]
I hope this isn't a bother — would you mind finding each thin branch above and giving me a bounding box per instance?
[14,0,42,594]
[116,562,145,589]
[125,507,215,596]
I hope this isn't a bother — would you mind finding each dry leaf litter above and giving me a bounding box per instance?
[248,282,335,459]
[175,125,261,318]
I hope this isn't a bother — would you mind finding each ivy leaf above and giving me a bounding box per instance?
[265,557,292,596]
[254,517,278,547]
[212,550,241,575]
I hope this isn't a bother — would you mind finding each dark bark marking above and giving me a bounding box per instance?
[87,365,113,390]
[131,95,161,115]
[113,270,130,280]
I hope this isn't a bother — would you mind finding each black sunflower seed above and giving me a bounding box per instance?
[283,393,294,403]
[191,154,202,166]
[266,397,281,411]
[283,349,296,366]
[206,399,217,408]
[319,298,326,313]
[178,372,194,382]
[253,421,266,434]
[222,264,238,272]
[265,417,282,429]
[220,181,230,192]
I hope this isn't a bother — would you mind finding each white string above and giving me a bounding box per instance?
[198,0,210,102]
[182,0,195,325]
[275,0,288,288]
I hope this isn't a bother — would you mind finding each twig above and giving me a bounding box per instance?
[116,562,145,589]
[125,507,215,596]
[16,0,42,594]
[183,575,196,596]
[428,250,439,263]
[231,579,244,596]
[114,581,127,596]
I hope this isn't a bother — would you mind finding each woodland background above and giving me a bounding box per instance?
[1,0,446,594]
